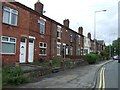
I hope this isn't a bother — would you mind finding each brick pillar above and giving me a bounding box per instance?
[34,0,44,14]
[63,19,69,27]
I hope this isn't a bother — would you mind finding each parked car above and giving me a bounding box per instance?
[113,55,120,63]
[113,55,118,60]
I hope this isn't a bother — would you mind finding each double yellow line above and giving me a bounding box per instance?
[98,67,105,90]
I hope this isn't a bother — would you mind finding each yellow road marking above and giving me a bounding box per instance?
[98,67,103,89]
[102,67,105,89]
[98,67,105,90]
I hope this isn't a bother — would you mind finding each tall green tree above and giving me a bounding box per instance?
[105,38,120,57]
[112,38,120,56]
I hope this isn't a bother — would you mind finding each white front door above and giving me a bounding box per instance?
[19,37,26,63]
[28,38,34,63]
[66,46,68,55]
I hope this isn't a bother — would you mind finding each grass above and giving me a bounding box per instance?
[31,58,64,67]
[0,68,2,88]
[2,66,28,86]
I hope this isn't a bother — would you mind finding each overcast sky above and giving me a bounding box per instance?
[15,0,119,45]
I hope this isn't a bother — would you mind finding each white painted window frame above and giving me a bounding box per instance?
[57,25,62,39]
[78,35,80,44]
[57,42,61,56]
[70,32,73,42]
[1,36,16,54]
[39,42,47,56]
[38,17,46,34]
[3,6,18,26]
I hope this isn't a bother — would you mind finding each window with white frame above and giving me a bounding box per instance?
[78,35,80,44]
[77,48,81,56]
[70,32,72,42]
[39,42,47,55]
[3,6,18,26]
[57,42,61,56]
[57,25,62,39]
[2,36,16,54]
[38,18,46,34]
[70,46,73,55]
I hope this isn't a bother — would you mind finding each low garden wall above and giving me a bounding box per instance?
[61,59,88,70]
[23,59,88,81]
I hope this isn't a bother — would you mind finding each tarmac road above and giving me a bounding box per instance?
[95,60,119,89]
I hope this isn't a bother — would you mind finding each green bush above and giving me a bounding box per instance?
[52,58,61,67]
[85,53,99,64]
[2,66,28,86]
[90,52,97,54]
[100,51,109,60]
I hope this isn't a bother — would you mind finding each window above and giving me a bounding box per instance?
[38,18,46,34]
[70,46,73,55]
[3,6,18,26]
[57,25,62,39]
[70,32,72,42]
[2,36,16,54]
[77,48,81,56]
[84,49,88,55]
[78,35,80,44]
[57,42,61,56]
[39,42,47,55]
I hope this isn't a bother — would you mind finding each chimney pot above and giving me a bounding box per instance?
[63,19,69,27]
[87,32,91,39]
[34,0,44,14]
[78,27,83,35]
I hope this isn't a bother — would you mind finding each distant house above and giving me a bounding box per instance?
[84,37,91,55]
[97,40,105,52]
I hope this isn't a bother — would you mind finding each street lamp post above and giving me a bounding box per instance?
[94,10,107,52]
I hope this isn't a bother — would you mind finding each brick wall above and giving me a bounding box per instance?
[2,2,30,64]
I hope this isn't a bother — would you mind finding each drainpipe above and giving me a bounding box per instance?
[50,22,52,59]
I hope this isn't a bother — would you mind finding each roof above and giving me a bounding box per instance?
[97,40,105,45]
[9,2,84,37]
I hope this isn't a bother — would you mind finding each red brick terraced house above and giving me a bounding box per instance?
[1,1,105,65]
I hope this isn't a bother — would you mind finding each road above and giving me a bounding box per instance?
[95,60,119,89]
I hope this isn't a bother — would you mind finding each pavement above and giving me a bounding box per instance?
[16,60,113,88]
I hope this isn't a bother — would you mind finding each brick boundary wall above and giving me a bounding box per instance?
[23,59,88,81]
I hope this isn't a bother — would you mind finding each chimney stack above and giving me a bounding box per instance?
[34,0,44,14]
[87,32,91,39]
[78,27,83,35]
[63,19,69,27]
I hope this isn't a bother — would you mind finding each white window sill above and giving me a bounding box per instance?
[2,53,16,55]
[57,54,61,56]
[39,54,47,56]
[57,37,61,39]
[3,22,17,26]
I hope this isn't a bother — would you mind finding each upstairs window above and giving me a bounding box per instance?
[39,42,47,55]
[70,32,72,42]
[78,35,80,44]
[3,6,18,26]
[57,25,62,39]
[1,36,16,54]
[38,17,46,34]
